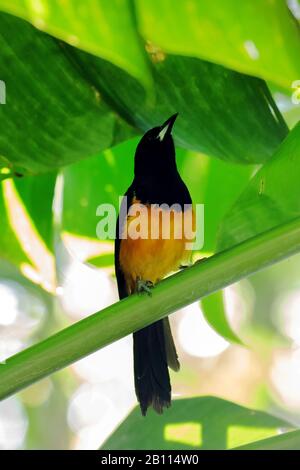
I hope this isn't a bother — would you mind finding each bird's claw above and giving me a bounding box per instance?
[136,278,154,296]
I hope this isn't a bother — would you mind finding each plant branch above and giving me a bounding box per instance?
[1,218,300,400]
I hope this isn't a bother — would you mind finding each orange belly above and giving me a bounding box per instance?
[119,202,194,293]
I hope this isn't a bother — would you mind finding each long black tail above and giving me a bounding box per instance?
[133,317,180,416]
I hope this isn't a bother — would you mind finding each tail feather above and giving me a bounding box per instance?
[163,317,180,372]
[133,318,179,416]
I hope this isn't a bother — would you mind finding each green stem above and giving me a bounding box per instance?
[1,218,300,400]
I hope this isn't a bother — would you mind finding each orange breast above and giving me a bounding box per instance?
[119,201,194,293]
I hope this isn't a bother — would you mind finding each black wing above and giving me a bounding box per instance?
[114,184,135,299]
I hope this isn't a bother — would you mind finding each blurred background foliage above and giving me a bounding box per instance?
[0,0,299,450]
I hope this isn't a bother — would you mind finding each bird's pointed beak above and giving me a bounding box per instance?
[157,113,178,141]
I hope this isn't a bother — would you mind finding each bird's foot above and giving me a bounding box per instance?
[136,278,154,296]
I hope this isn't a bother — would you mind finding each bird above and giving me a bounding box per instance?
[115,113,194,416]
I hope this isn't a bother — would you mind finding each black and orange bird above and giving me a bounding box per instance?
[115,114,194,416]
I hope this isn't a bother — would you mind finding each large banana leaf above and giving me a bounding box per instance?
[0,0,152,90]
[0,10,288,175]
[136,0,300,91]
[73,49,287,164]
[218,122,300,250]
[101,396,292,450]
[0,0,299,91]
[0,12,136,175]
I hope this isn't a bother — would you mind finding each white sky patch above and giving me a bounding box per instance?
[55,286,64,296]
[0,284,18,326]
[0,398,28,450]
[69,382,135,450]
[178,302,229,358]
[68,384,115,432]
[73,336,133,384]
[0,338,23,365]
[59,259,115,319]
[244,40,260,60]
[273,92,295,113]
[275,290,300,345]
[271,349,300,409]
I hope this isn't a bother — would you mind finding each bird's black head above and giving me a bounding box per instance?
[134,113,178,179]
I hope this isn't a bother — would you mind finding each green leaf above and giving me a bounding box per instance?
[0,0,152,90]
[235,429,300,450]
[73,49,288,164]
[179,152,254,253]
[14,173,56,250]
[0,179,31,267]
[0,176,56,289]
[136,0,300,91]
[0,11,288,172]
[0,171,55,287]
[0,12,136,174]
[101,396,291,450]
[61,139,134,241]
[218,122,300,251]
[86,253,114,268]
[201,291,242,344]
[2,1,298,93]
